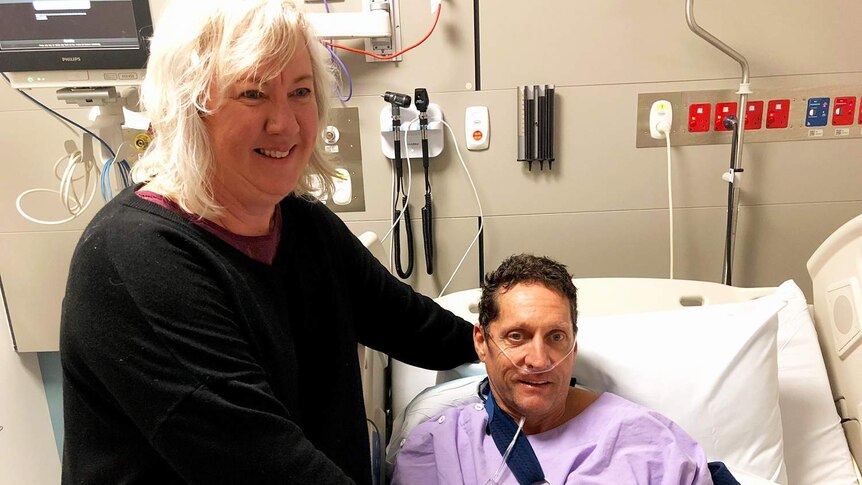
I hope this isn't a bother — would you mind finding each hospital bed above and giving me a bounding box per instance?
[359,211,862,485]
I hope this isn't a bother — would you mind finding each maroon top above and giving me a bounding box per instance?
[136,190,281,265]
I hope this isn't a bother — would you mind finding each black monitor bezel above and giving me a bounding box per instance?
[0,0,153,73]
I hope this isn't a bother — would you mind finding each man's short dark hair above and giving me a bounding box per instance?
[478,254,578,333]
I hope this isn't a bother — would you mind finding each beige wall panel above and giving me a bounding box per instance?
[479,1,862,89]
[0,231,80,352]
[481,208,728,283]
[346,217,483,297]
[0,110,107,234]
[734,202,862,300]
[740,138,862,206]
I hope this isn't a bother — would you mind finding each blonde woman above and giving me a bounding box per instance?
[60,1,476,483]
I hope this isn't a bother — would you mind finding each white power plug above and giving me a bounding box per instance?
[649,100,673,139]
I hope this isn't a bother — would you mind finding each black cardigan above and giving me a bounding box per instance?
[60,187,476,484]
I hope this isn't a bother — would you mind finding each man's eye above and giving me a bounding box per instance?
[550,333,566,342]
[507,332,523,342]
[241,90,265,100]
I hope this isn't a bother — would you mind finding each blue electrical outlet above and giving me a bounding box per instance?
[805,97,830,127]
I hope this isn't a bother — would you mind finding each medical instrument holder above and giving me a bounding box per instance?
[379,102,444,159]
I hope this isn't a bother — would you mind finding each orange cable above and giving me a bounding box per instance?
[324,4,441,61]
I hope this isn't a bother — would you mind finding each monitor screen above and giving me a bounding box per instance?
[0,0,153,88]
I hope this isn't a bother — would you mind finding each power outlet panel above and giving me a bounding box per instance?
[688,103,711,132]
[833,96,857,126]
[766,99,790,129]
[745,101,764,130]
[637,86,862,148]
[805,97,831,127]
[714,102,738,132]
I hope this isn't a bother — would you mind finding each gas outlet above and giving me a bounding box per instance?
[714,102,738,132]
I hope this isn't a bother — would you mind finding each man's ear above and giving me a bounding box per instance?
[473,323,486,362]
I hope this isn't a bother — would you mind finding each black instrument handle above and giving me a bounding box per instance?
[422,194,433,275]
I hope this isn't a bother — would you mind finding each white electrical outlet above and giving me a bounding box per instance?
[649,99,673,139]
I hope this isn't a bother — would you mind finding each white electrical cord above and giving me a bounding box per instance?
[437,119,484,298]
[16,149,99,225]
[664,130,674,279]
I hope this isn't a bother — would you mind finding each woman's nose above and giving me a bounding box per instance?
[266,101,300,135]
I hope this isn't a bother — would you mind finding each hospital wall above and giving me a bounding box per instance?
[1,0,862,483]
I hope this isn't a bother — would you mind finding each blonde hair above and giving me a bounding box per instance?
[132,0,336,218]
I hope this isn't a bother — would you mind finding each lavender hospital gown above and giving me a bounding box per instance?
[392,392,714,485]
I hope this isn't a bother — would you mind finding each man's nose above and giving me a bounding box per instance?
[522,339,553,369]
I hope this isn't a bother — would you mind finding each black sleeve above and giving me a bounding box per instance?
[313,203,477,370]
[61,212,356,484]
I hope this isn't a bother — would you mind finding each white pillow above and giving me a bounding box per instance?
[574,294,788,484]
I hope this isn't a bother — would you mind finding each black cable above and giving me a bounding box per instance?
[415,88,433,275]
[478,216,485,287]
[722,115,740,286]
[473,0,481,91]
[392,126,414,279]
[384,95,415,280]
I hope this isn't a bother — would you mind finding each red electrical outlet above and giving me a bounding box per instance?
[714,102,738,131]
[833,96,857,126]
[766,99,790,129]
[688,103,711,132]
[745,101,764,130]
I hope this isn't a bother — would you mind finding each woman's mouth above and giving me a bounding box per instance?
[255,148,292,159]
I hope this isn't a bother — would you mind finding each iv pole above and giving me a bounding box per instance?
[685,0,751,286]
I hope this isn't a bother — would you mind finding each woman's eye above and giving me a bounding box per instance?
[241,90,265,100]
[292,87,312,98]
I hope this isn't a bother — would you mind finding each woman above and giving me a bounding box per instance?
[59,1,476,483]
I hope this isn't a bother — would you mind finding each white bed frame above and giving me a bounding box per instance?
[808,212,862,476]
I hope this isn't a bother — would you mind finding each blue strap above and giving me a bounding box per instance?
[484,389,545,485]
[707,461,740,485]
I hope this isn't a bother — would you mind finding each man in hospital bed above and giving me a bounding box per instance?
[392,254,726,485]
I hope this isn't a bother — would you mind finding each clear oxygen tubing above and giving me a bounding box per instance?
[486,415,527,485]
[484,327,577,375]
[686,0,750,285]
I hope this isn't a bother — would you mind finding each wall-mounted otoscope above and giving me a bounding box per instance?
[414,88,434,275]
[383,91,415,279]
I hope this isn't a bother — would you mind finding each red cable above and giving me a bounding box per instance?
[324,4,441,61]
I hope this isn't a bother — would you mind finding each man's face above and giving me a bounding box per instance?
[474,283,576,428]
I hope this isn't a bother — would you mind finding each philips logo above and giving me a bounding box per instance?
[61,57,82,62]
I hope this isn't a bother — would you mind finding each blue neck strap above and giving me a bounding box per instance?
[483,386,546,485]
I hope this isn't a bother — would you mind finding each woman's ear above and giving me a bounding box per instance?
[473,324,486,362]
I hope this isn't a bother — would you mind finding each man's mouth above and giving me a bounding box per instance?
[255,148,292,159]
[519,379,551,388]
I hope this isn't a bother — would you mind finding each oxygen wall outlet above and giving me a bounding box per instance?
[650,100,673,139]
